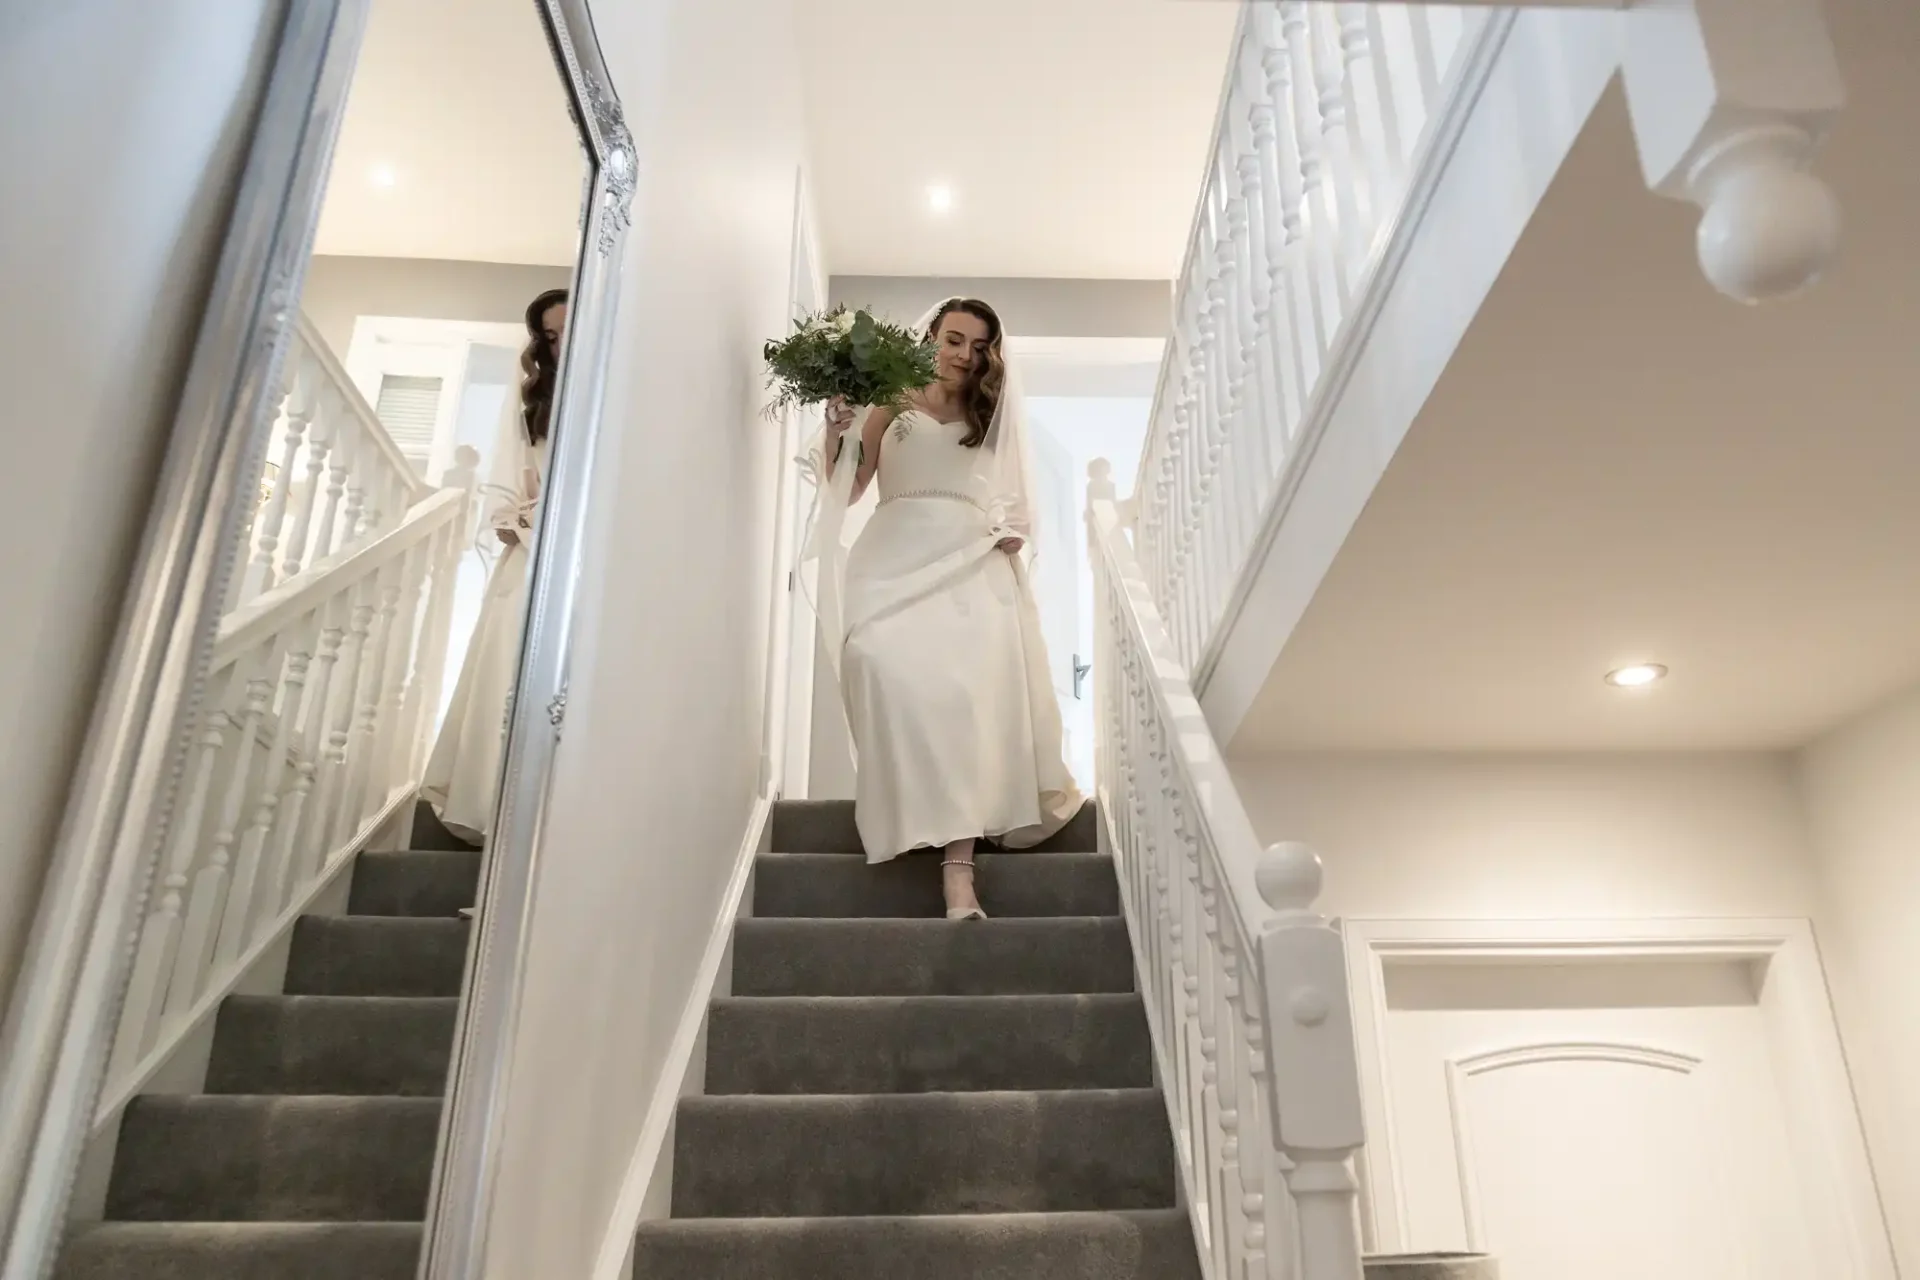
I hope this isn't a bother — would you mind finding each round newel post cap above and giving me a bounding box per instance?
[1691,124,1842,304]
[1256,841,1323,913]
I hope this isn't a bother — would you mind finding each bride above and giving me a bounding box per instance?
[420,287,566,847]
[810,297,1083,919]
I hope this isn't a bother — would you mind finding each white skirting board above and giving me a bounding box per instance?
[592,794,772,1280]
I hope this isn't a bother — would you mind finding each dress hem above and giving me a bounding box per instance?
[860,791,1085,865]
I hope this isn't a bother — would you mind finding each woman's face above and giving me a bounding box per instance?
[540,301,568,349]
[934,310,991,386]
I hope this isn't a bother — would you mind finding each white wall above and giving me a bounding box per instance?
[478,0,805,1273]
[1797,681,1920,1274]
[0,2,284,1020]
[1226,751,1823,922]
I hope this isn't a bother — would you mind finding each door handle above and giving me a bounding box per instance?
[1072,654,1091,700]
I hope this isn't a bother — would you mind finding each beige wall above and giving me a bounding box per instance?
[1227,751,1823,921]
[0,1,284,1020]
[480,0,806,1273]
[300,254,572,358]
[830,274,1171,338]
[1798,681,1920,1274]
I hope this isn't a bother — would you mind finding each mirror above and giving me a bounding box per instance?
[0,3,631,1277]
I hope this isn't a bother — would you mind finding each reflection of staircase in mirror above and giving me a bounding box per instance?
[57,804,476,1280]
[56,795,1498,1279]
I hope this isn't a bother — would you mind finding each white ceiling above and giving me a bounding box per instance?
[312,0,583,266]
[1238,0,1920,754]
[796,0,1239,280]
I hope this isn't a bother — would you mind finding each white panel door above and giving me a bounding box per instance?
[1381,959,1820,1280]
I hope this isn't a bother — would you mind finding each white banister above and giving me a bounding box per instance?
[97,452,477,1120]
[1089,457,1366,1280]
[1137,3,1489,681]
[232,315,434,614]
[1138,0,1845,697]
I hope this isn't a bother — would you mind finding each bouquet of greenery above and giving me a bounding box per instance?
[763,305,939,417]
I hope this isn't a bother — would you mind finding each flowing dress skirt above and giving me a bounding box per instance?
[420,542,528,843]
[842,495,1080,862]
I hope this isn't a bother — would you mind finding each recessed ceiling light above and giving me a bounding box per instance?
[369,164,398,189]
[927,183,954,214]
[1605,663,1668,689]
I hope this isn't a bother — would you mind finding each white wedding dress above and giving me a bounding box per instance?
[838,409,1082,862]
[420,399,546,844]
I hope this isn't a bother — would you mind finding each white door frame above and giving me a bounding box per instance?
[758,165,827,798]
[1341,915,1896,1276]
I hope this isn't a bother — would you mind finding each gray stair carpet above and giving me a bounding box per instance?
[638,799,1495,1280]
[633,797,1205,1280]
[58,802,476,1280]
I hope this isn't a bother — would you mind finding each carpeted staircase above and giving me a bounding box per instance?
[58,796,1492,1279]
[57,807,478,1280]
[631,798,1201,1279]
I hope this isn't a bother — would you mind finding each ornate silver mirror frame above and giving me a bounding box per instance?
[417,2,633,1276]
[0,2,633,1276]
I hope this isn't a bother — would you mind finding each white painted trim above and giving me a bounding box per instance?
[588,794,772,1280]
[1341,916,1897,1277]
[87,782,413,1130]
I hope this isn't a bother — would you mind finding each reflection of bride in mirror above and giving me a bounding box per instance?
[421,287,567,849]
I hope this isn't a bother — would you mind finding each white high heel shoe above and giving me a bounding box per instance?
[941,859,987,921]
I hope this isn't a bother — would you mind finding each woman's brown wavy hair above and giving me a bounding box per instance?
[520,287,568,445]
[926,297,1004,448]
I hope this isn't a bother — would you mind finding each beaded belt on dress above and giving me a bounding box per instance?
[877,488,983,512]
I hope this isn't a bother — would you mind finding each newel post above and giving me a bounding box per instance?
[1089,458,1140,538]
[1257,841,1366,1280]
[1087,456,1117,507]
[442,443,481,498]
[1622,0,1845,303]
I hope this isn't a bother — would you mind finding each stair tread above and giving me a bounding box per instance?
[633,1209,1199,1280]
[672,1088,1175,1218]
[105,1095,440,1223]
[57,1222,421,1280]
[752,852,1118,918]
[407,801,482,852]
[707,993,1150,1094]
[683,1085,1164,1109]
[285,915,469,998]
[348,850,482,916]
[731,915,1134,997]
[207,996,457,1097]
